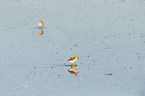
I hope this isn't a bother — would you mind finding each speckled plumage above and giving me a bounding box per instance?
[68,55,78,65]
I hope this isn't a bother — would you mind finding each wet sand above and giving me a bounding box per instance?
[0,0,145,96]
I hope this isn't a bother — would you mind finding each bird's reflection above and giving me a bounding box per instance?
[39,29,44,35]
[68,65,78,76]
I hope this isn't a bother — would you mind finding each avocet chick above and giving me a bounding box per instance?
[68,55,78,65]
[38,20,44,28]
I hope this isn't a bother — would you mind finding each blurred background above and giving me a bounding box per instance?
[0,0,145,96]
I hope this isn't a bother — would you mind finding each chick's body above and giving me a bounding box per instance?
[68,55,78,65]
[38,21,44,27]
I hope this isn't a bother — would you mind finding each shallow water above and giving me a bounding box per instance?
[0,0,145,96]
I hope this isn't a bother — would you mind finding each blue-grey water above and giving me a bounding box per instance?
[0,0,145,96]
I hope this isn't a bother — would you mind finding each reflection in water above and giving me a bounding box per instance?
[68,65,78,76]
[39,29,44,35]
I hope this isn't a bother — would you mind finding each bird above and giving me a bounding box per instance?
[68,55,78,65]
[38,20,44,28]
